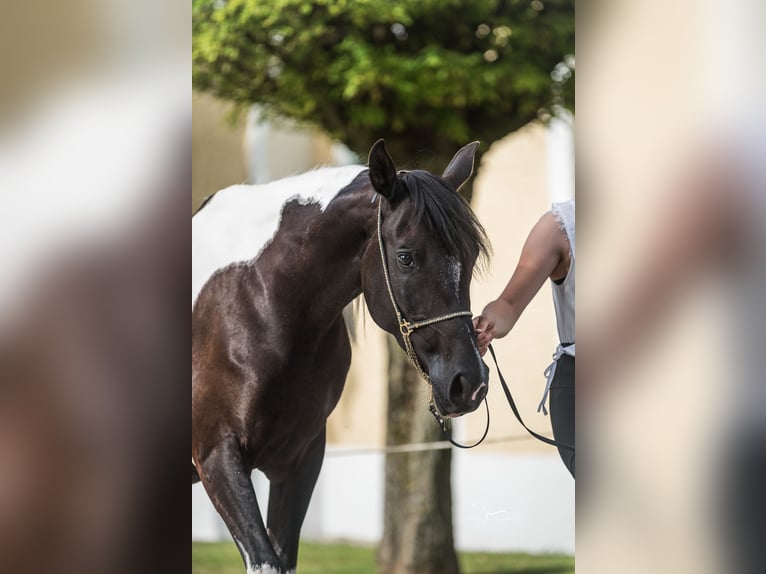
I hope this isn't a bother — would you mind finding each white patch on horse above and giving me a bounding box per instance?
[249,564,286,574]
[471,382,487,402]
[192,165,365,304]
[445,256,462,298]
[233,537,255,573]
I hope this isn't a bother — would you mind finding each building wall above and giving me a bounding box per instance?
[192,91,248,212]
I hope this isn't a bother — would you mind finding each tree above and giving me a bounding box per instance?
[193,0,573,170]
[193,1,573,572]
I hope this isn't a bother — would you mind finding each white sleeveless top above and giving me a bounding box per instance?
[551,200,576,345]
[538,199,576,414]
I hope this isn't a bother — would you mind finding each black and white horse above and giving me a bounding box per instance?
[192,140,489,573]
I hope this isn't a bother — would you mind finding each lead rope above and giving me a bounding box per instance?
[376,199,489,449]
[487,344,574,452]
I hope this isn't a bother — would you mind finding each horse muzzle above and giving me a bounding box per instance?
[432,361,489,417]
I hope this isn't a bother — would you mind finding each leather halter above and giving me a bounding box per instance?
[376,197,489,448]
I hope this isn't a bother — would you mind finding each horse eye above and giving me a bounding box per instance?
[397,252,414,267]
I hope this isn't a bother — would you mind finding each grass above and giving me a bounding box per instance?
[192,541,574,574]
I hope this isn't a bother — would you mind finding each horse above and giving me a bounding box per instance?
[191,139,490,574]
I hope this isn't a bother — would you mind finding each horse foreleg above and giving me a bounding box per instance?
[266,429,326,573]
[197,436,282,573]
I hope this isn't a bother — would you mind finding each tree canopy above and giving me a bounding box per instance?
[193,0,574,159]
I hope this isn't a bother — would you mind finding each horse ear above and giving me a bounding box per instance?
[368,139,399,201]
[442,141,480,193]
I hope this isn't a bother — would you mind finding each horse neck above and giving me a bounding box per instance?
[262,184,375,329]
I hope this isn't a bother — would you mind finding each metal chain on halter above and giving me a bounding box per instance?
[376,198,489,448]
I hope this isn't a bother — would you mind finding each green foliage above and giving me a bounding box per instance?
[193,0,573,161]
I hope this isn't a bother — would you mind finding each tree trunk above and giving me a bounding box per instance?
[377,336,460,574]
[377,150,479,574]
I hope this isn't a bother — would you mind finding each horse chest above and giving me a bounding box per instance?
[267,322,351,421]
[244,321,351,474]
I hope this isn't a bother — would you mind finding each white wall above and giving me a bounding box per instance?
[192,449,575,554]
[546,113,575,204]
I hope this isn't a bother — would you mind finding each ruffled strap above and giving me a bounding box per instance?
[537,343,575,415]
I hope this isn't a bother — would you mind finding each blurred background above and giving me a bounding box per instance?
[0,0,188,572]
[578,1,765,573]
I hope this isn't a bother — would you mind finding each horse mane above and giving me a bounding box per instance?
[399,170,491,272]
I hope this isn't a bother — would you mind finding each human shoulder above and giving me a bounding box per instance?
[533,211,570,252]
[525,211,570,282]
[518,211,569,272]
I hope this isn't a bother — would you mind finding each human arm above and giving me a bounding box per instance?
[474,211,570,355]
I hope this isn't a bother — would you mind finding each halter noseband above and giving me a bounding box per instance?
[376,197,489,448]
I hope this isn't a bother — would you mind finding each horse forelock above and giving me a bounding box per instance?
[398,170,491,273]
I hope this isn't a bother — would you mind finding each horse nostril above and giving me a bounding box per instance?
[448,374,470,405]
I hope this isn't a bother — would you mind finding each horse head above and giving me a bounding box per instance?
[361,139,491,418]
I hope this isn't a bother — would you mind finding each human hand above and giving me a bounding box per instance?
[472,315,495,356]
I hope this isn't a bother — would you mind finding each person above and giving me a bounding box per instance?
[473,199,575,477]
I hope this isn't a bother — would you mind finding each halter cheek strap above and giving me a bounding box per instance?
[376,199,489,449]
